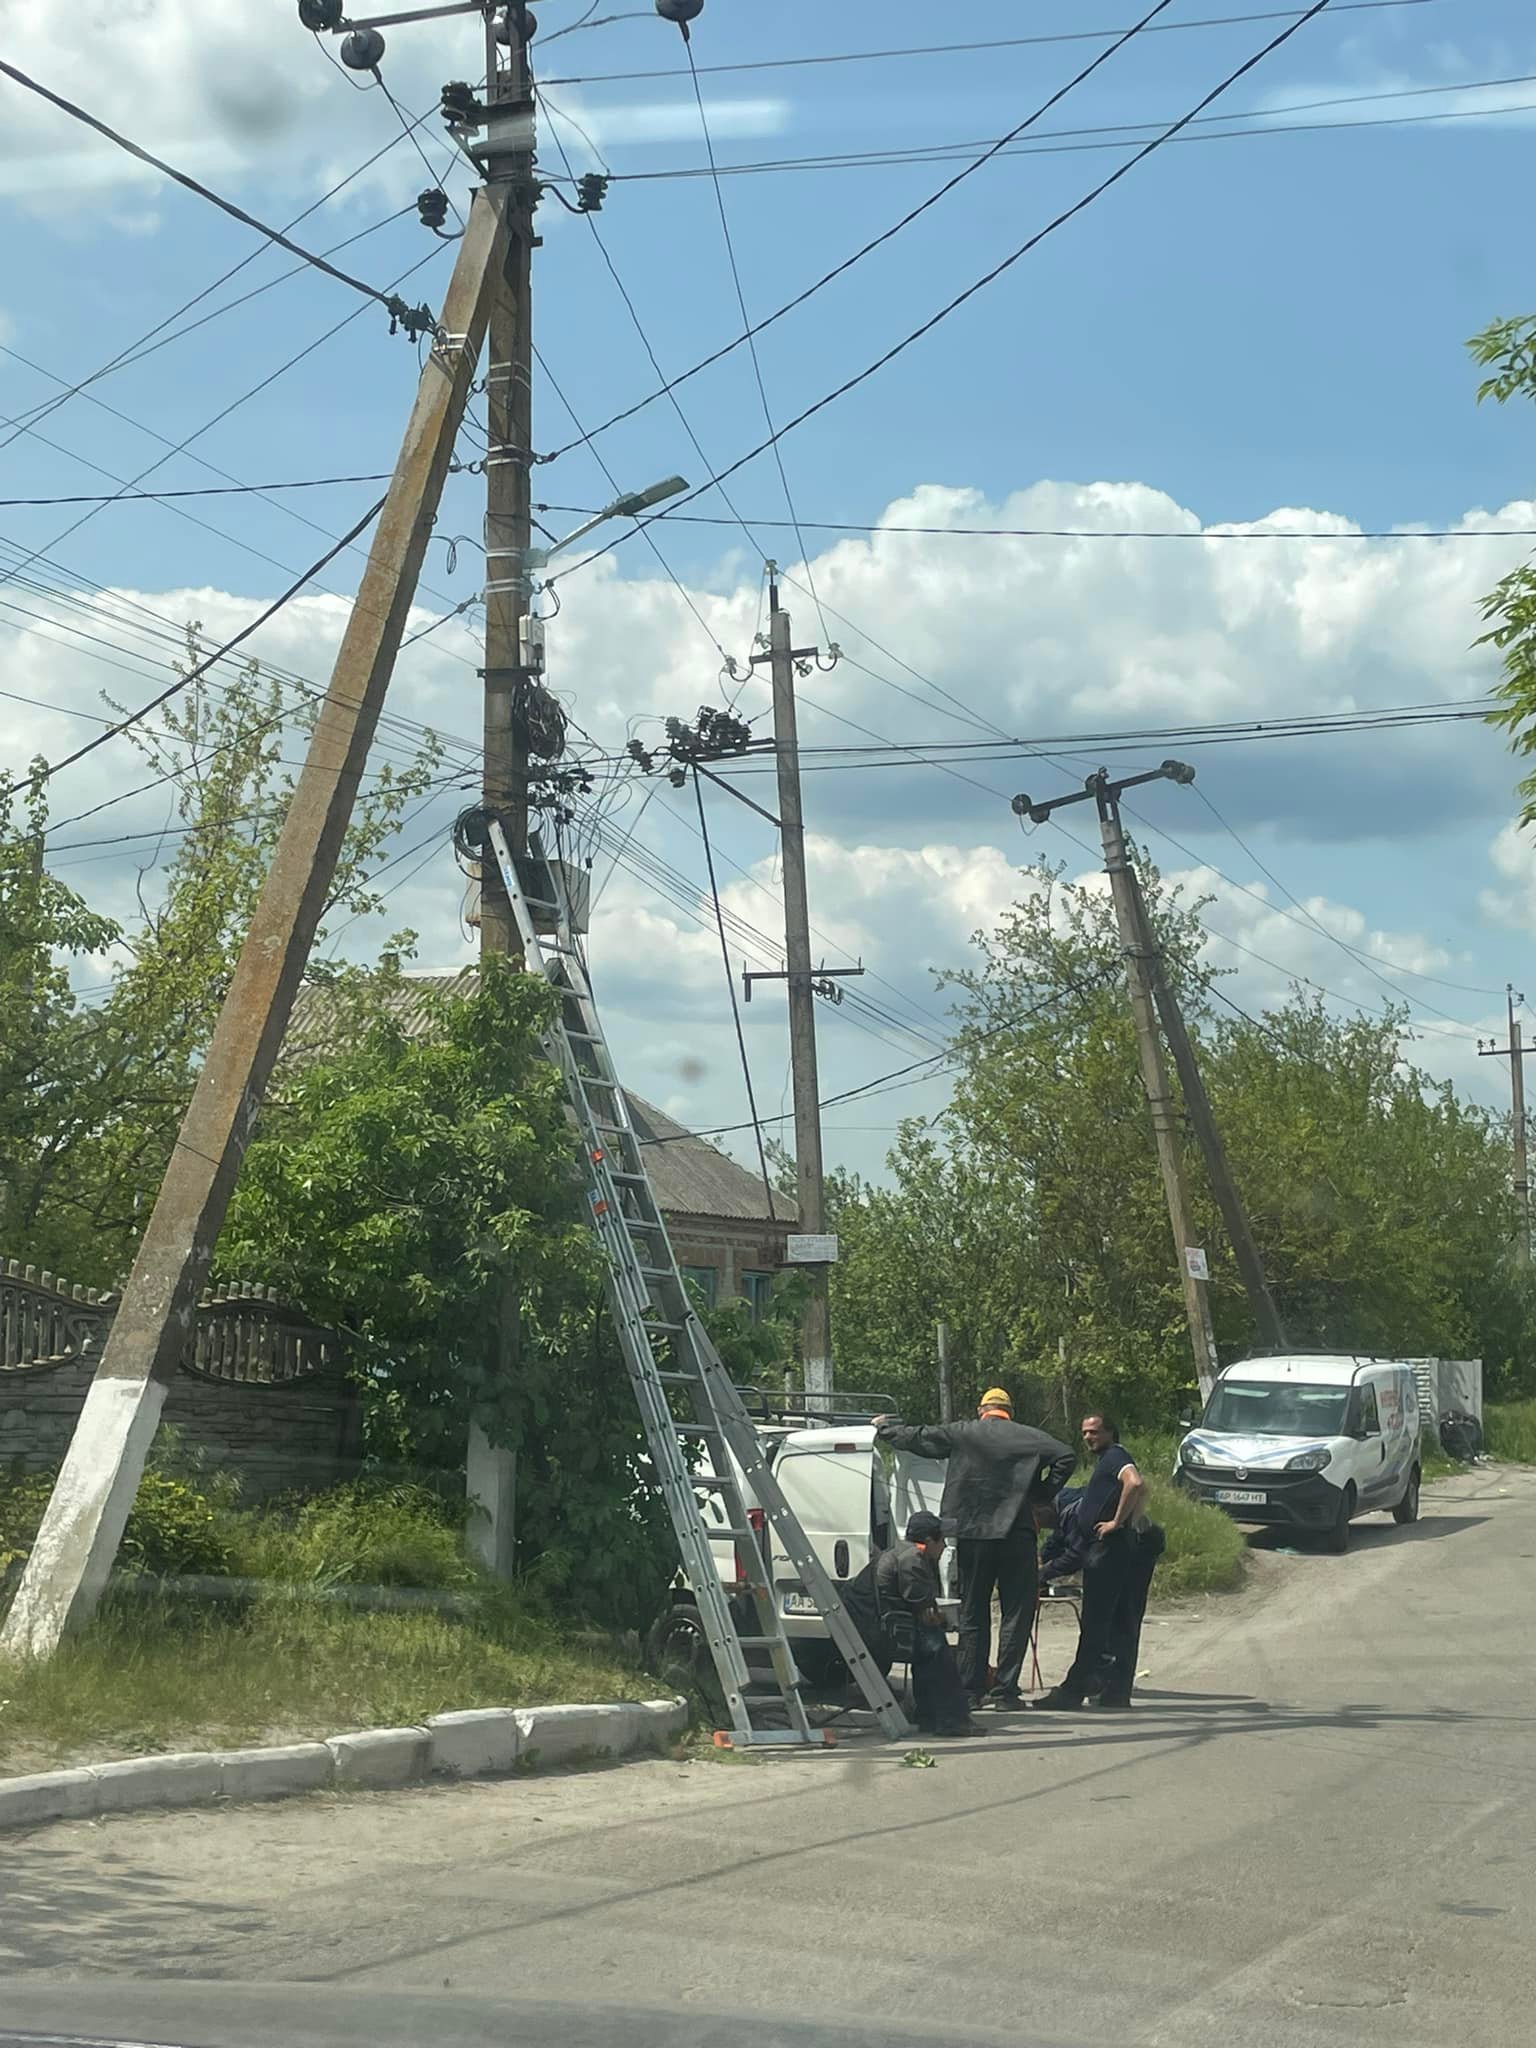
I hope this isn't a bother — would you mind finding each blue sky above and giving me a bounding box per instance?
[4,0,1536,1176]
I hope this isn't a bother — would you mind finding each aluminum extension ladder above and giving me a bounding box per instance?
[486,819,912,1747]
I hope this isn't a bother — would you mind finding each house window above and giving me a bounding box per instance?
[682,1265,718,1309]
[741,1270,775,1321]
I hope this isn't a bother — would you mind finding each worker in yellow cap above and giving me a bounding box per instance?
[873,1389,1074,1710]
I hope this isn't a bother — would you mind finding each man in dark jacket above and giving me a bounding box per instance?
[1036,1412,1162,1711]
[875,1511,976,1737]
[875,1391,1074,1710]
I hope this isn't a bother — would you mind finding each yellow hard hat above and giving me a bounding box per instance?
[980,1386,1013,1413]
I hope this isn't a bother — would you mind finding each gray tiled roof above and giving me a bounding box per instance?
[286,969,794,1227]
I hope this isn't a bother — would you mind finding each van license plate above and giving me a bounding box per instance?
[1215,1488,1267,1506]
[782,1590,820,1616]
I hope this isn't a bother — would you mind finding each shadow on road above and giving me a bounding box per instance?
[1245,1513,1489,1554]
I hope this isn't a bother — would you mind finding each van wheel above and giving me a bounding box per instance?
[1393,1465,1422,1526]
[646,1603,717,1695]
[1323,1485,1356,1554]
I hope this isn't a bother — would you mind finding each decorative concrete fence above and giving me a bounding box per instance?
[0,1260,361,1501]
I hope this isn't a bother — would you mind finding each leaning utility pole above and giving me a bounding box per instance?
[0,187,509,1659]
[1094,779,1220,1403]
[1480,986,1531,1266]
[1118,819,1287,1356]
[1013,761,1284,1401]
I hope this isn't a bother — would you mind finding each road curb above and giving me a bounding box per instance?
[0,1695,688,1834]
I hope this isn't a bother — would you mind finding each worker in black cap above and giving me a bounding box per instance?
[875,1511,977,1738]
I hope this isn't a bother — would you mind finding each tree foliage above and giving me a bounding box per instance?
[0,636,441,1283]
[216,960,676,1627]
[829,856,1533,1424]
[1469,313,1536,820]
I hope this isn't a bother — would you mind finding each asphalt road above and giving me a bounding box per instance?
[2,1466,1532,2048]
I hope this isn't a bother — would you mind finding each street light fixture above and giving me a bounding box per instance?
[526,474,689,573]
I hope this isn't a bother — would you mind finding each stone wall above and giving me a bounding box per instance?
[0,1356,363,1503]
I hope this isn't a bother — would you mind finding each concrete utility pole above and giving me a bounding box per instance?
[936,1320,953,1422]
[1094,783,1221,1403]
[1480,986,1531,1266]
[464,2,538,1579]
[763,569,835,1411]
[1013,760,1283,1403]
[0,189,509,1658]
[1122,821,1287,1356]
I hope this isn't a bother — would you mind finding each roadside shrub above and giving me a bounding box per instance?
[0,1468,233,1583]
[1486,1400,1536,1463]
[232,1480,476,1591]
[1144,1474,1247,1596]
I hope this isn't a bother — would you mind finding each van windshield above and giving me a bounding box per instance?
[1202,1380,1351,1437]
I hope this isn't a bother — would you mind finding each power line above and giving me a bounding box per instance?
[557,0,1344,575]
[0,59,436,338]
[534,501,1536,544]
[1162,784,1502,1005]
[531,343,740,670]
[609,70,1536,184]
[0,473,396,509]
[540,0,1445,84]
[534,104,774,660]
[0,120,427,455]
[639,973,1113,1147]
[682,31,852,640]
[693,770,779,1216]
[540,0,1188,466]
[0,499,385,805]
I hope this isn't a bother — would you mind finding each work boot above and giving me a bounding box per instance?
[1031,1688,1085,1712]
[934,1719,985,1737]
[1093,1694,1133,1712]
[982,1684,1024,1711]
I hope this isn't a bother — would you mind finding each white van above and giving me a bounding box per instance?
[648,1420,952,1688]
[1176,1354,1421,1551]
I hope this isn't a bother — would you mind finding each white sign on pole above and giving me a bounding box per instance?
[1184,1246,1210,1282]
[786,1233,840,1265]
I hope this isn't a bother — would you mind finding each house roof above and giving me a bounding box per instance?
[285,968,794,1228]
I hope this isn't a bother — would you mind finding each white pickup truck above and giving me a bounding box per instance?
[647,1412,953,1689]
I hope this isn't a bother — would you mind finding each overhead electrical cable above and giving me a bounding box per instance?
[555,0,1344,575]
[693,770,779,1217]
[0,499,385,805]
[534,501,1536,544]
[540,0,1444,84]
[609,70,1536,184]
[541,0,1189,465]
[0,59,436,336]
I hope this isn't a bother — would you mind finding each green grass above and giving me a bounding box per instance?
[0,1586,661,1776]
[1118,1432,1248,1597]
[1485,1400,1536,1463]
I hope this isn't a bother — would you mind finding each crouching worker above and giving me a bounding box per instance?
[876,1512,977,1738]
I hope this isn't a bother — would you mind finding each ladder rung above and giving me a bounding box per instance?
[656,1370,704,1385]
[641,1319,685,1333]
[612,1172,652,1186]
[637,1265,674,1280]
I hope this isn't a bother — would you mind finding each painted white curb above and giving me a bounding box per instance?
[0,1695,688,1833]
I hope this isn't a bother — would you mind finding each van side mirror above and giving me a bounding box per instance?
[1177,1417,1194,1433]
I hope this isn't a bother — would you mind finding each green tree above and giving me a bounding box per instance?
[1469,314,1536,818]
[215,960,675,1627]
[0,767,120,1249]
[0,634,443,1283]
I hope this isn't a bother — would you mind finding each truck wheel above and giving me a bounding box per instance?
[792,1640,849,1692]
[1392,1465,1422,1526]
[1323,1484,1356,1554]
[645,1603,716,1694]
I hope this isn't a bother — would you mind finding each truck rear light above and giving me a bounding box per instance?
[735,1508,768,1586]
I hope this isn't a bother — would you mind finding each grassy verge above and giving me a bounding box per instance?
[1485,1400,1536,1463]
[1124,1432,1248,1597]
[0,1587,659,1777]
